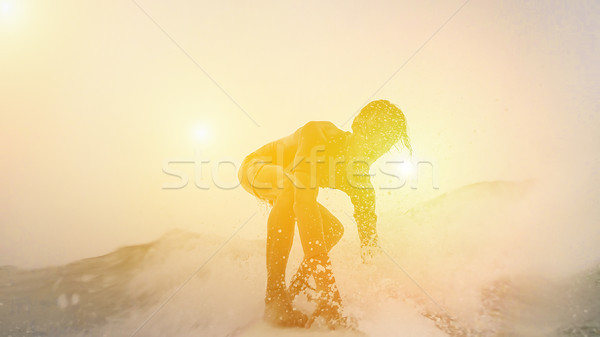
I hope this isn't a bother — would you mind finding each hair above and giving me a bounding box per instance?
[351,100,412,155]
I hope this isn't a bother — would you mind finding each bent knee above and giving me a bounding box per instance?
[330,220,344,240]
[335,222,344,236]
[273,181,295,206]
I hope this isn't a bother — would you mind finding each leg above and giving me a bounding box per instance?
[265,185,295,294]
[253,165,307,326]
[289,204,344,298]
[293,202,348,329]
[321,204,345,251]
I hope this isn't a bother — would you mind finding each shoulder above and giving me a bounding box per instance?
[300,120,338,133]
[296,121,344,142]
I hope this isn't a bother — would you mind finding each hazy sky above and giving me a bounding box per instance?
[1,0,598,267]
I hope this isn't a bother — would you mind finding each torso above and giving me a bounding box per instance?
[248,121,370,195]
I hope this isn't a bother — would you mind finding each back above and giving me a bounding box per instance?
[248,121,346,170]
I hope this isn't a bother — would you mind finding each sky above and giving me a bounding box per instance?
[1,0,599,268]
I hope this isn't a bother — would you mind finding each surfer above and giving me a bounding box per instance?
[238,100,412,329]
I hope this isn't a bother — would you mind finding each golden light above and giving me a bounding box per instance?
[192,124,211,143]
[379,153,417,180]
[0,0,16,21]
[373,154,417,186]
[395,160,415,178]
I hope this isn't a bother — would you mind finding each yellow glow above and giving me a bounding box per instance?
[382,154,416,179]
[0,0,16,22]
[192,124,211,143]
[395,160,415,178]
[1,1,596,277]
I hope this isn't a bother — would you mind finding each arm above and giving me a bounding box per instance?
[350,187,378,248]
[348,178,380,263]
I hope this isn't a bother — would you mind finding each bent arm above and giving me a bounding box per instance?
[350,188,378,249]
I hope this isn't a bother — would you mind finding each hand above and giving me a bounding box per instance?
[360,243,381,264]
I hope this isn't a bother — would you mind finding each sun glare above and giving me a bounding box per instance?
[395,160,415,177]
[0,0,19,25]
[192,125,211,143]
[0,0,24,31]
[381,153,417,179]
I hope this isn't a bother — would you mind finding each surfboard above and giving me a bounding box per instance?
[227,319,369,337]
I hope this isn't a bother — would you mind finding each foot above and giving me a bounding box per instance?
[301,253,356,330]
[306,300,358,330]
[264,290,308,328]
[288,270,317,300]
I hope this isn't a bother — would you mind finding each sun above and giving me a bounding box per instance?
[395,160,415,178]
[192,124,212,143]
[373,154,417,187]
[0,0,19,25]
[0,1,14,17]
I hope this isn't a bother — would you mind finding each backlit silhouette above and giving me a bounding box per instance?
[238,100,412,329]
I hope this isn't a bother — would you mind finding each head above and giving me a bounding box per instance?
[349,100,412,163]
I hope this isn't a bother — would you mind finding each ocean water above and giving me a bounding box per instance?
[1,181,598,336]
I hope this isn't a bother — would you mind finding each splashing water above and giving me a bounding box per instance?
[1,181,598,336]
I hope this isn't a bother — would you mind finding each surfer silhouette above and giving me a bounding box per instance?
[238,100,412,329]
